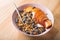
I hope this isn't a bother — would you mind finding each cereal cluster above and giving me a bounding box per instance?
[15,10,46,35]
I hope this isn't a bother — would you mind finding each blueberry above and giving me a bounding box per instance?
[33,7,35,9]
[31,30,35,35]
[32,22,35,25]
[15,18,18,23]
[19,10,24,15]
[23,18,26,23]
[21,15,23,18]
[25,16,28,19]
[19,10,24,13]
[22,18,27,23]
[23,20,26,23]
[42,28,46,32]
[35,29,41,34]
[32,21,35,23]
[30,13,33,16]
[42,29,45,32]
[32,21,36,28]
[29,16,32,19]
[27,20,31,25]
[38,31,41,34]
[32,20,37,28]
[18,26,22,31]
[32,24,35,28]
[35,26,38,29]
[29,13,33,19]
[40,27,46,33]
[29,11,31,13]
[28,20,31,22]
[25,30,30,34]
[24,13,27,16]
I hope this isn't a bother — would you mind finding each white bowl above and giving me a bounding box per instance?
[12,3,54,36]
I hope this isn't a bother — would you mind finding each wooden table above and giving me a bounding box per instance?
[0,0,60,40]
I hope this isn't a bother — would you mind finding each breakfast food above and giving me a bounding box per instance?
[24,6,52,29]
[33,7,52,29]
[15,6,52,35]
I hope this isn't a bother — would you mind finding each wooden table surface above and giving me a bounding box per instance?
[0,0,60,40]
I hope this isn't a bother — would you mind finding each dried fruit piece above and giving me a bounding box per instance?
[33,7,52,29]
[24,6,33,12]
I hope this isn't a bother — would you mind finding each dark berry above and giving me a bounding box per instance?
[35,26,38,29]
[33,7,35,9]
[18,26,22,31]
[19,10,24,13]
[30,13,33,16]
[25,16,28,19]
[29,11,31,13]
[23,18,26,23]
[24,13,27,16]
[25,30,30,34]
[31,30,35,35]
[42,28,46,32]
[38,31,41,34]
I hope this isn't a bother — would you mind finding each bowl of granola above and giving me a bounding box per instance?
[12,3,54,36]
